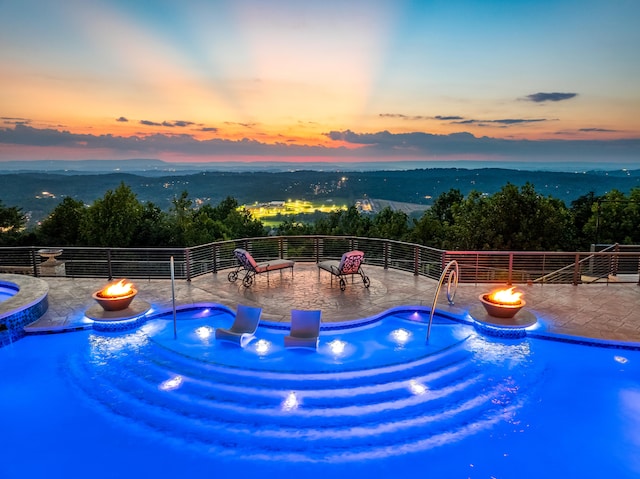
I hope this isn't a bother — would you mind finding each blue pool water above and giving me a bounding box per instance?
[0,284,18,302]
[1,305,639,479]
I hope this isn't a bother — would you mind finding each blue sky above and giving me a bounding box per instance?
[1,0,639,167]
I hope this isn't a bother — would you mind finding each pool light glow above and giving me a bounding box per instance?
[255,339,271,355]
[328,339,346,355]
[282,391,299,411]
[391,328,411,345]
[160,375,183,391]
[195,326,213,340]
[409,379,428,395]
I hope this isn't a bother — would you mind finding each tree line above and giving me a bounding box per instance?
[1,181,639,251]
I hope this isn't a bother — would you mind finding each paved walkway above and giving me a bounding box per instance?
[13,263,640,345]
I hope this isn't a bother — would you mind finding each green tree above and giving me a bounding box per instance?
[585,188,640,244]
[314,206,371,236]
[37,197,87,246]
[80,182,144,247]
[0,199,27,246]
[134,202,173,246]
[369,207,410,240]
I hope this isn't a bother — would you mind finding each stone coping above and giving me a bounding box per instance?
[0,274,49,320]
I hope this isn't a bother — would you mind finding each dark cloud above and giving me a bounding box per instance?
[379,113,429,121]
[1,123,638,162]
[1,117,31,125]
[324,129,640,159]
[434,115,464,121]
[200,127,218,132]
[224,121,257,128]
[524,92,578,103]
[579,128,618,132]
[172,121,195,128]
[140,120,162,126]
[453,118,548,126]
[116,117,128,122]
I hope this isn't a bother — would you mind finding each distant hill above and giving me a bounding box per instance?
[1,168,639,226]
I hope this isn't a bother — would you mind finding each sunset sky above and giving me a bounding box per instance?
[1,0,639,167]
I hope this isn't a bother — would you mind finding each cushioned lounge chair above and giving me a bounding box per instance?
[228,248,294,287]
[284,309,322,350]
[317,250,370,291]
[215,304,263,347]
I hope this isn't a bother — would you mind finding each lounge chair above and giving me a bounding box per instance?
[317,250,370,291]
[215,304,263,347]
[228,248,294,287]
[284,309,322,350]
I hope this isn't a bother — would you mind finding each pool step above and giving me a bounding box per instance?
[64,333,528,461]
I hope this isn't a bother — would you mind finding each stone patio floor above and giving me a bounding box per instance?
[17,262,640,345]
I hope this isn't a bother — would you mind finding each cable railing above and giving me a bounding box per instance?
[1,237,639,285]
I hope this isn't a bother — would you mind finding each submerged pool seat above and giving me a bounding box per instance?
[215,304,263,347]
[317,250,371,291]
[228,248,294,287]
[284,309,322,350]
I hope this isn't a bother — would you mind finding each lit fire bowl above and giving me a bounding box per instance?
[92,289,138,311]
[92,279,137,311]
[479,294,526,319]
[86,279,150,331]
[470,287,536,339]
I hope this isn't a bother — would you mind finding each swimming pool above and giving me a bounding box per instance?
[0,282,18,302]
[1,305,639,479]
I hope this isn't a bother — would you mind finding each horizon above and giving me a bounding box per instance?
[1,1,639,166]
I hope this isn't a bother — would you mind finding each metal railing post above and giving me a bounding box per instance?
[414,246,420,276]
[107,249,113,280]
[572,253,581,285]
[185,249,192,282]
[508,253,514,285]
[383,241,389,269]
[212,244,218,274]
[31,248,39,277]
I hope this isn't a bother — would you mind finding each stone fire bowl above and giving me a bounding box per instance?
[479,294,526,319]
[92,289,138,311]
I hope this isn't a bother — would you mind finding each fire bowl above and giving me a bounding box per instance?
[92,289,138,311]
[479,294,526,319]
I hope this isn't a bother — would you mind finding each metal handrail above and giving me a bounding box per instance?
[1,238,639,284]
[426,260,459,343]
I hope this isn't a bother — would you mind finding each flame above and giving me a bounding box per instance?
[99,279,135,298]
[487,287,522,305]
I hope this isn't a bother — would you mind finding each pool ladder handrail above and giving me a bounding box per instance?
[426,260,459,343]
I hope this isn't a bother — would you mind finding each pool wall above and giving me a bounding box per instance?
[0,275,49,346]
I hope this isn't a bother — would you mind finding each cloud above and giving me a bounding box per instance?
[524,92,578,103]
[1,117,31,125]
[452,118,548,126]
[200,127,219,132]
[434,115,464,121]
[140,120,162,126]
[379,113,429,121]
[324,129,640,158]
[116,117,128,122]
[172,121,195,128]
[1,124,638,162]
[579,128,618,132]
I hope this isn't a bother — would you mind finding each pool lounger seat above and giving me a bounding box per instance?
[215,304,263,347]
[317,250,371,291]
[228,248,294,287]
[284,309,322,350]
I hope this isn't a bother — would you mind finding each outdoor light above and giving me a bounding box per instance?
[159,375,183,391]
[255,339,271,355]
[282,391,299,411]
[391,328,411,345]
[195,326,213,340]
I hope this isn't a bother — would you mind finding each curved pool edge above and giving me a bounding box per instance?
[0,274,49,346]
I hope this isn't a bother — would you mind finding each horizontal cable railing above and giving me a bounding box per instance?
[1,238,639,285]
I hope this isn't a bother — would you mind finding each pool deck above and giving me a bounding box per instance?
[5,262,640,345]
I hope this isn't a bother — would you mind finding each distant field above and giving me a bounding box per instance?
[243,199,348,226]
